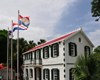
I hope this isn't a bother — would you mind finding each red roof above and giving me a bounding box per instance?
[0,64,7,70]
[24,29,79,54]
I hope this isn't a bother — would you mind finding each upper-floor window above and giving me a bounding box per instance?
[69,42,77,57]
[69,68,76,80]
[36,50,39,59]
[51,43,59,57]
[84,46,90,56]
[43,46,49,59]
[51,69,59,80]
[34,49,41,59]
[43,69,49,80]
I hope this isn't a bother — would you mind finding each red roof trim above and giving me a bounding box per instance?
[24,30,79,54]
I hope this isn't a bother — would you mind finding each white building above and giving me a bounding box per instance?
[23,28,94,80]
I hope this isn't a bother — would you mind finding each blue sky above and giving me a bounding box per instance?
[0,0,100,48]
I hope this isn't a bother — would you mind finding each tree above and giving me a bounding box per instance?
[37,39,46,45]
[0,29,7,63]
[91,0,100,21]
[94,45,100,53]
[73,53,100,80]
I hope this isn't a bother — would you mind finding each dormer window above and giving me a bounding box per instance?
[43,46,49,59]
[69,42,77,57]
[51,43,59,58]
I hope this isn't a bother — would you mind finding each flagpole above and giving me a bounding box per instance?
[7,27,9,80]
[17,10,20,80]
[11,20,13,80]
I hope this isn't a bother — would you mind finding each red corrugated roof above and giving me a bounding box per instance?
[24,29,79,54]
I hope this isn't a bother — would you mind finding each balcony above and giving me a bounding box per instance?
[23,58,42,66]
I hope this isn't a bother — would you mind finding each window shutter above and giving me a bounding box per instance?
[39,49,41,59]
[48,69,50,80]
[75,43,77,56]
[31,52,32,60]
[69,69,72,80]
[51,69,53,80]
[43,48,45,58]
[51,45,53,57]
[47,46,49,58]
[43,69,45,79]
[34,51,36,59]
[57,43,59,56]
[69,42,71,56]
[89,47,90,56]
[57,69,59,80]
[84,46,86,54]
[39,68,41,79]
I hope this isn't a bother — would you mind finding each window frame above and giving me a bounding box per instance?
[30,69,33,78]
[51,43,59,58]
[43,46,49,59]
[69,68,76,80]
[84,46,90,56]
[69,42,77,57]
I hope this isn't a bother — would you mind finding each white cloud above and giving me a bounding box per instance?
[0,0,77,42]
[88,29,100,48]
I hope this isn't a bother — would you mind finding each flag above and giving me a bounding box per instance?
[9,30,12,36]
[19,15,30,28]
[13,23,27,32]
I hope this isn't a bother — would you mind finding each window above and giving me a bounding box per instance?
[34,49,41,60]
[79,37,82,43]
[43,69,49,80]
[84,46,90,56]
[30,69,33,78]
[51,43,59,57]
[36,50,39,59]
[26,69,28,77]
[69,42,77,56]
[69,68,76,80]
[51,69,59,80]
[43,46,49,59]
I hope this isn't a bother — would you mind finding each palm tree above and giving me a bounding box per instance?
[73,53,100,80]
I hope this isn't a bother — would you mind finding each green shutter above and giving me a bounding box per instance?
[57,43,59,56]
[48,69,50,80]
[69,42,71,56]
[84,46,86,54]
[57,69,59,80]
[47,46,49,58]
[34,51,36,59]
[39,49,41,59]
[43,69,45,79]
[43,48,45,58]
[51,69,53,80]
[69,69,72,80]
[51,45,53,57]
[75,43,77,56]
[89,47,90,56]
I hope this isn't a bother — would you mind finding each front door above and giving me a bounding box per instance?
[35,67,41,80]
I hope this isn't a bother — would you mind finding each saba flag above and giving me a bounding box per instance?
[19,15,30,28]
[13,23,27,32]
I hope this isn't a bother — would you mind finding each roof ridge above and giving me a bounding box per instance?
[23,28,80,54]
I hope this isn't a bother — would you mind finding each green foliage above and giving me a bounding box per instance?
[37,39,46,45]
[91,0,100,21]
[0,29,7,63]
[94,45,100,53]
[73,53,100,80]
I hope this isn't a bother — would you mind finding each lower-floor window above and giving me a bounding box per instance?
[51,69,59,80]
[69,68,76,80]
[43,69,49,80]
[30,69,33,78]
[26,69,28,77]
